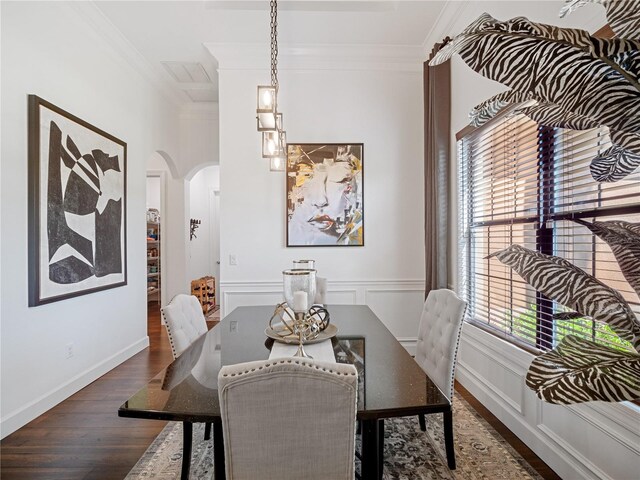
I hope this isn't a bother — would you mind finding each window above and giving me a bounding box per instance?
[458,108,640,352]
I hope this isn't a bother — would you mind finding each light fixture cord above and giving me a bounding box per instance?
[270,0,279,89]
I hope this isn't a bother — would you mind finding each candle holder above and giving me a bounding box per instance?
[282,269,316,312]
[268,303,331,358]
[292,259,315,270]
[282,268,316,358]
[294,312,311,358]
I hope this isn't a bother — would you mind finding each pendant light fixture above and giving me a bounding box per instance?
[257,0,286,171]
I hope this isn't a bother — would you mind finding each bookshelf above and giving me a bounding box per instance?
[147,220,161,304]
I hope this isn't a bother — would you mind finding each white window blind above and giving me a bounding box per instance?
[458,110,640,352]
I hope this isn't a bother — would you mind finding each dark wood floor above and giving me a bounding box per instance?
[456,383,561,479]
[0,304,174,480]
[1,304,560,479]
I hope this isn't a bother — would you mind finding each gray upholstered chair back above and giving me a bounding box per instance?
[314,277,328,304]
[160,294,208,359]
[218,357,358,480]
[415,289,467,402]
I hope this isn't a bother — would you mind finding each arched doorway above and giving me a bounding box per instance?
[146,150,190,332]
[186,163,221,317]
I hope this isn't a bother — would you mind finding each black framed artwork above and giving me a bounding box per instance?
[286,143,364,247]
[28,95,127,306]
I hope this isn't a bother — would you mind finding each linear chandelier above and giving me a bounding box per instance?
[256,0,286,171]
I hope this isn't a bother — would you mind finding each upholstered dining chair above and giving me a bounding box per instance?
[218,357,358,480]
[314,277,328,304]
[161,294,212,440]
[161,294,208,358]
[414,288,467,470]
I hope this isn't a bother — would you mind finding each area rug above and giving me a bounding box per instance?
[126,393,542,479]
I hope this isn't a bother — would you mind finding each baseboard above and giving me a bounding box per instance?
[0,336,149,439]
[456,363,602,480]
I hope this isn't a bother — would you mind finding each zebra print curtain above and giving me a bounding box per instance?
[424,39,451,297]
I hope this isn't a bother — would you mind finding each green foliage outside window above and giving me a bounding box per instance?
[505,304,633,352]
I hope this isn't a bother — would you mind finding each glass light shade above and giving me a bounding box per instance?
[293,260,315,270]
[283,269,316,313]
[257,112,276,131]
[257,85,276,110]
[262,130,285,158]
[257,112,282,132]
[257,86,278,132]
[270,156,285,171]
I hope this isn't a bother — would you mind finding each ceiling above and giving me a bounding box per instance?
[94,0,449,103]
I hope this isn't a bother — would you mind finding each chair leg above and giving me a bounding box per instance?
[204,422,212,441]
[181,421,193,480]
[443,409,456,470]
[378,419,384,475]
[418,413,426,431]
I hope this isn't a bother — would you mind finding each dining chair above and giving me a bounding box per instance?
[218,357,358,480]
[161,294,209,358]
[414,288,467,470]
[315,276,328,304]
[161,294,212,440]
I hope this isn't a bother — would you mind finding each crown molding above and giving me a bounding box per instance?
[205,42,424,72]
[67,1,188,107]
[421,0,470,56]
[421,0,608,55]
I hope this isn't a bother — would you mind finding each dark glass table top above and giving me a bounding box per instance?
[119,305,449,422]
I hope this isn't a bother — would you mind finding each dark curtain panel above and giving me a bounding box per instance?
[424,40,451,297]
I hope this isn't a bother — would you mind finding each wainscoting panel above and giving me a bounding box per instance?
[326,289,358,305]
[456,323,640,480]
[219,279,424,352]
[222,287,284,317]
[365,288,425,339]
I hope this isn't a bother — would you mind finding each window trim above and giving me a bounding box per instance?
[457,110,640,353]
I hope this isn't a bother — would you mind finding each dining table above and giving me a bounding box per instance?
[118,304,450,480]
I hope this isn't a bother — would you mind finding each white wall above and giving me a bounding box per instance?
[433,2,640,479]
[211,44,426,342]
[0,2,180,438]
[188,166,220,283]
[180,105,220,179]
[146,176,162,212]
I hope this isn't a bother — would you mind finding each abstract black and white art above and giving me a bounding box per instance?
[28,96,127,306]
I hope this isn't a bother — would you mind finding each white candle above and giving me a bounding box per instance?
[292,290,308,312]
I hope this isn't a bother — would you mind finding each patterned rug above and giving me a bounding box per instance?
[126,393,542,479]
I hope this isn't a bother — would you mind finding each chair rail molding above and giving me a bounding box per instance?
[219,279,424,352]
[456,323,640,480]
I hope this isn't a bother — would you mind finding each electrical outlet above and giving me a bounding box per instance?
[65,343,74,359]
[229,254,237,266]
[230,320,238,333]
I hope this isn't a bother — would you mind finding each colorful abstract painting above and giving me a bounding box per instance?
[28,95,127,306]
[286,144,363,247]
